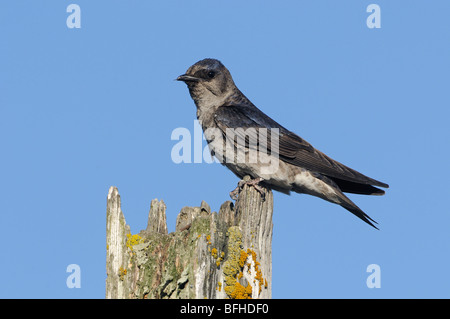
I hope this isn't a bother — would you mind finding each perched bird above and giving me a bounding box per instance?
[177,58,388,229]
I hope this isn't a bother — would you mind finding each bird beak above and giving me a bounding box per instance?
[176,74,199,82]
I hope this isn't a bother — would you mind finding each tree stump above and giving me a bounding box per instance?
[105,179,273,299]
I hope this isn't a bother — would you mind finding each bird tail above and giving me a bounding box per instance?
[339,197,379,230]
[331,178,386,196]
[329,184,379,229]
[292,173,379,229]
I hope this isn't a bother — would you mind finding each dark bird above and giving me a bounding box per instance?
[177,58,389,229]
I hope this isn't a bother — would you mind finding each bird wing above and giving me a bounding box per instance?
[214,103,389,189]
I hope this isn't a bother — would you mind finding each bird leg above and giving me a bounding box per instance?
[230,177,265,200]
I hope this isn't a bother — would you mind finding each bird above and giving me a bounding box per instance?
[176,58,389,229]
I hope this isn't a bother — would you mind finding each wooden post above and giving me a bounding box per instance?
[105,179,273,299]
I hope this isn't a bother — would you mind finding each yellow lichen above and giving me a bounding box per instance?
[222,227,244,297]
[222,227,254,299]
[126,234,143,251]
[221,228,268,298]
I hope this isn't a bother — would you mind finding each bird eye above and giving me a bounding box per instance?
[207,70,216,78]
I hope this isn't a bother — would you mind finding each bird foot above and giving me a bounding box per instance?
[229,177,265,201]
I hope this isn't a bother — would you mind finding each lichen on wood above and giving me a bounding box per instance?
[106,178,273,299]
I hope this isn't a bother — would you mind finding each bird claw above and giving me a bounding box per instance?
[229,177,265,201]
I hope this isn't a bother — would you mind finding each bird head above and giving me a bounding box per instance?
[176,58,236,107]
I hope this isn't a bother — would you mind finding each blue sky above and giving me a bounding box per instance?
[1,1,449,298]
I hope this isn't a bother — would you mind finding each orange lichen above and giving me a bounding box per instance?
[223,226,269,299]
[118,266,127,281]
[239,250,248,268]
[225,282,252,299]
[246,248,265,294]
[211,247,218,259]
[212,248,224,268]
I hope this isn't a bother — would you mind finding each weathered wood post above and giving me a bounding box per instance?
[106,178,273,299]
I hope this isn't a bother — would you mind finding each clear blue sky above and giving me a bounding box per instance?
[1,1,449,298]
